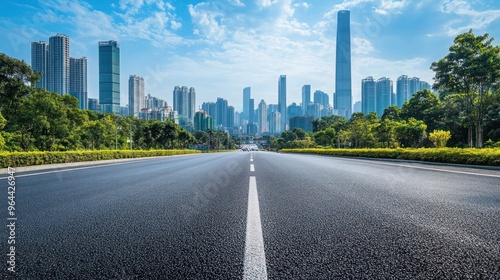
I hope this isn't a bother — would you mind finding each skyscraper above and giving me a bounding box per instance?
[396,75,409,108]
[376,77,393,116]
[269,111,281,134]
[258,99,267,133]
[48,34,70,95]
[314,90,329,108]
[173,86,196,128]
[202,102,217,119]
[227,106,235,128]
[69,57,87,110]
[99,40,120,114]
[129,75,145,117]
[31,41,49,90]
[278,75,287,131]
[334,10,352,119]
[362,76,376,115]
[301,85,311,115]
[243,87,251,121]
[216,97,228,129]
[249,98,255,125]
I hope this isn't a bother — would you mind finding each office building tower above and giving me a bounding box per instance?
[128,75,144,117]
[69,57,87,110]
[267,104,279,115]
[88,98,99,113]
[227,106,235,128]
[302,85,311,115]
[188,87,196,121]
[288,102,301,121]
[216,97,228,129]
[314,90,329,108]
[269,111,281,134]
[249,98,255,125]
[99,40,120,114]
[334,10,352,119]
[31,41,49,90]
[243,87,251,121]
[278,75,287,131]
[362,76,376,115]
[376,77,393,116]
[307,103,322,119]
[258,99,267,133]
[48,34,70,95]
[420,81,431,91]
[396,75,409,108]
[290,115,314,132]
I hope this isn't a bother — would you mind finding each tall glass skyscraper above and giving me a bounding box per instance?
[301,85,310,115]
[334,10,352,119]
[243,87,251,122]
[31,41,49,90]
[69,57,87,110]
[99,40,120,114]
[48,34,70,95]
[278,75,287,131]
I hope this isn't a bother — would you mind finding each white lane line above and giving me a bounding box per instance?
[335,158,500,178]
[243,176,268,280]
[250,159,253,162]
[250,164,255,172]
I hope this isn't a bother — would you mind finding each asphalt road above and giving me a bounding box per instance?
[1,151,499,279]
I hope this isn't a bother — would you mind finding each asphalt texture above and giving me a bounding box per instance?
[1,151,499,279]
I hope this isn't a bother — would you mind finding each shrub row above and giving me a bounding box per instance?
[281,148,500,166]
[0,149,201,168]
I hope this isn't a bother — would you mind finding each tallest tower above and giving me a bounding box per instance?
[334,10,352,119]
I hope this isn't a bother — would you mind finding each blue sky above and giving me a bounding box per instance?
[1,0,500,112]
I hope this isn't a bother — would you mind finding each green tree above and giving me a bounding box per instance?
[313,128,336,146]
[401,89,441,132]
[431,30,500,147]
[381,105,402,121]
[395,118,428,148]
[429,130,452,148]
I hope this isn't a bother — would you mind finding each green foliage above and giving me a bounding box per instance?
[281,148,500,166]
[0,149,201,168]
[431,30,500,147]
[394,118,428,148]
[429,130,452,148]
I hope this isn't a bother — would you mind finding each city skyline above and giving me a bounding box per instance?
[1,1,500,111]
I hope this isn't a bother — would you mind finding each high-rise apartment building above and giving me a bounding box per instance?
[128,75,145,117]
[202,102,217,119]
[31,41,49,90]
[227,106,235,128]
[362,76,376,115]
[396,75,409,108]
[48,34,70,95]
[216,97,228,129]
[258,99,267,133]
[249,98,255,125]
[69,57,87,110]
[278,75,287,131]
[301,85,311,115]
[334,10,352,119]
[99,40,120,114]
[376,77,393,116]
[173,86,196,127]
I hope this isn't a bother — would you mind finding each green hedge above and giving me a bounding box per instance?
[281,148,500,166]
[0,150,201,168]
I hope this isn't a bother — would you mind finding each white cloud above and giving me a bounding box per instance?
[352,37,374,55]
[325,0,374,18]
[188,3,227,43]
[229,0,245,7]
[170,20,182,30]
[438,0,500,36]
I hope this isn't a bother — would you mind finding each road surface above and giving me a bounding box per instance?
[1,151,499,279]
